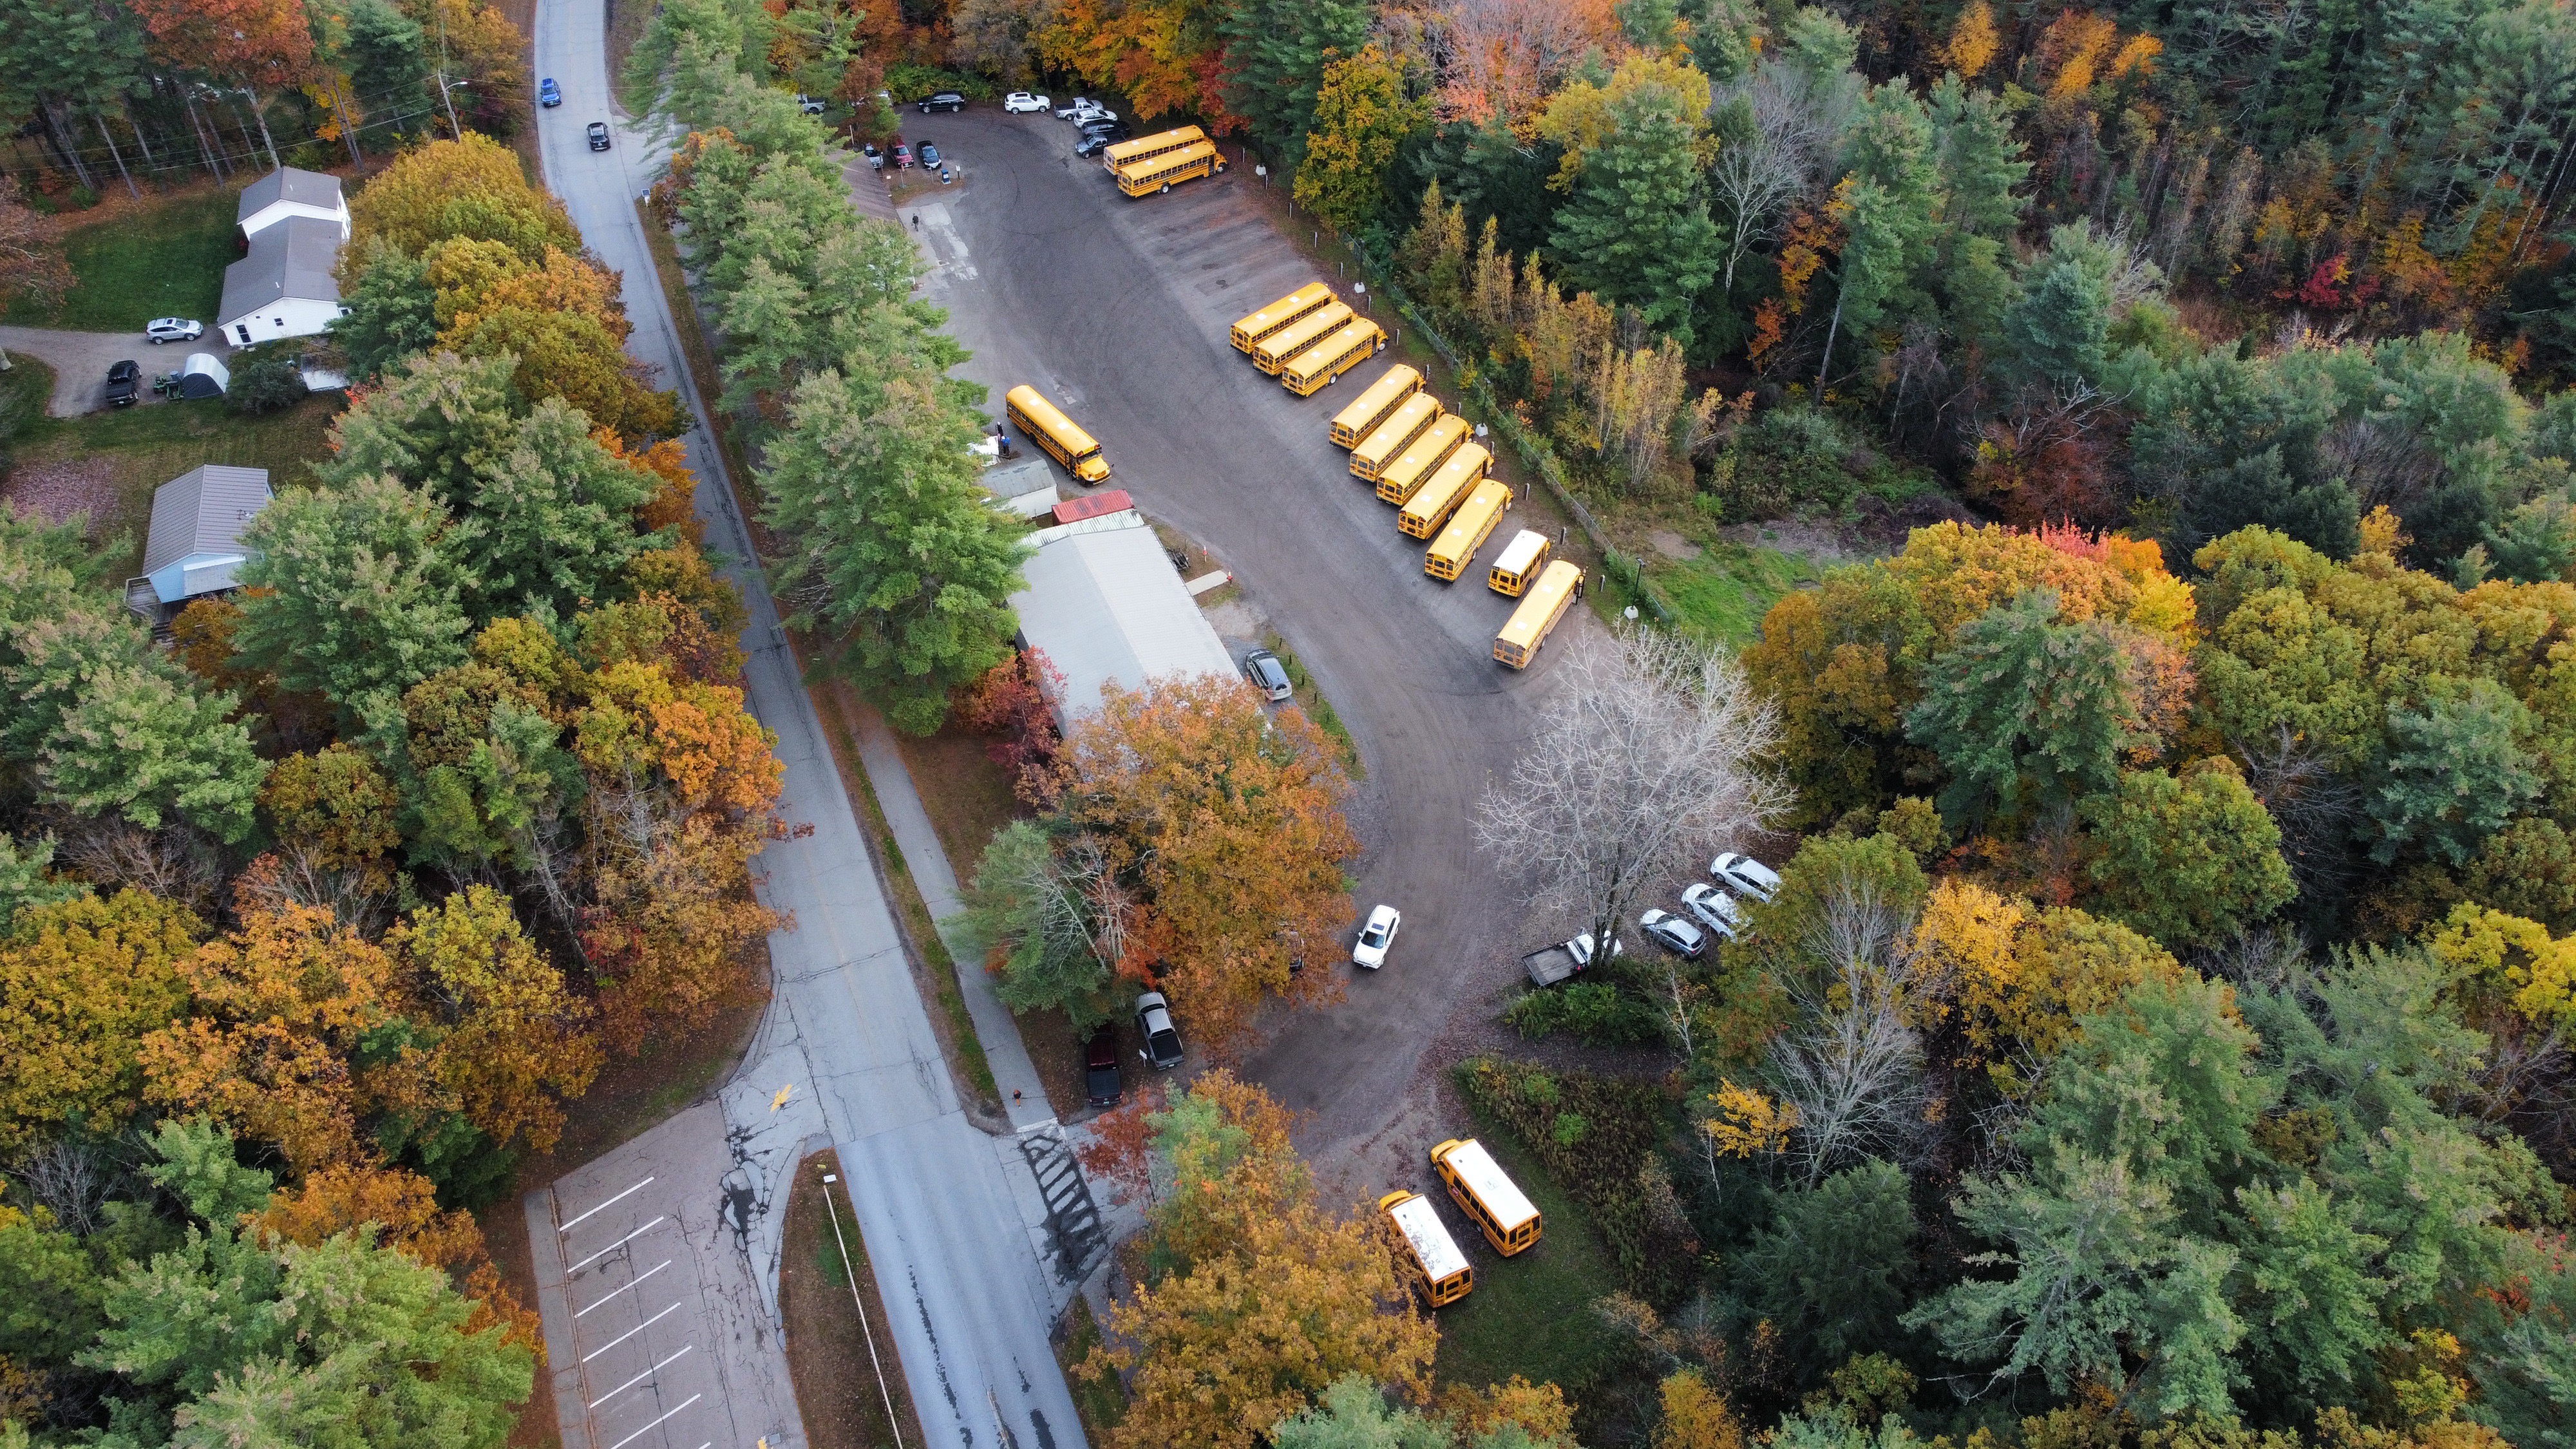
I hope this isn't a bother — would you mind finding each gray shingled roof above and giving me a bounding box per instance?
[142,466,271,579]
[236,166,343,227]
[217,215,341,327]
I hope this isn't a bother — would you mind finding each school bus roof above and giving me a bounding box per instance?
[1236,282,1334,340]
[1493,529,1548,576]
[1331,365,1421,435]
[1119,139,1220,181]
[1005,384,1098,455]
[1499,560,1583,650]
[1103,124,1206,167]
[1435,1138,1538,1231]
[1385,1191,1470,1281]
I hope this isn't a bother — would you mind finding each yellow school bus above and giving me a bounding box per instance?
[1397,442,1491,540]
[1374,414,1472,506]
[1231,282,1334,355]
[1349,393,1443,482]
[1378,1189,1473,1307]
[1115,139,1222,196]
[1281,318,1385,396]
[1425,478,1511,582]
[1329,365,1423,448]
[1488,529,1551,596]
[1495,560,1583,670]
[1430,1139,1541,1256]
[1251,300,1356,375]
[1004,385,1108,484]
[1103,124,1206,174]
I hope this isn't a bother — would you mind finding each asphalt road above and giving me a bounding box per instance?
[911,111,1577,1181]
[527,7,1091,1447]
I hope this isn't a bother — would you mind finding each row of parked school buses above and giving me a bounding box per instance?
[1378,1137,1543,1309]
[1226,282,1584,670]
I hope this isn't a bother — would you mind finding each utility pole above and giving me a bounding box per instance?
[434,73,469,138]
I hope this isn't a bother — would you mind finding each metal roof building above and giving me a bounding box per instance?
[1009,513,1235,724]
[124,465,272,626]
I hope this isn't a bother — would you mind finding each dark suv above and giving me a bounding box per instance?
[918,91,966,113]
[1084,1028,1123,1107]
[105,359,141,407]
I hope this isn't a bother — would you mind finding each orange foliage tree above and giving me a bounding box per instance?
[1046,674,1360,1053]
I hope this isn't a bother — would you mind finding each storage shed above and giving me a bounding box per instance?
[177,353,229,399]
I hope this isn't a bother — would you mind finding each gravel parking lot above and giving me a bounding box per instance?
[909,108,1597,1192]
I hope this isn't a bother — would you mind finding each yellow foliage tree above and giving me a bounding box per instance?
[2425,904,2576,1031]
[1942,0,1999,77]
[0,890,202,1154]
[387,885,603,1153]
[348,133,578,263]
[1654,1368,1743,1449]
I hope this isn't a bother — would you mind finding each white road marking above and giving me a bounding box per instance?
[567,1217,667,1273]
[606,1394,701,1449]
[578,1260,672,1317]
[559,1177,654,1233]
[591,1345,693,1408]
[581,1301,683,1364]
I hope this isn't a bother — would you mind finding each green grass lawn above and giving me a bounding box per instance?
[7,185,243,332]
[1650,540,1824,649]
[2,356,343,576]
[1432,1110,1627,1395]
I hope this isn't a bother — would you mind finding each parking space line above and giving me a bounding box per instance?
[605,1394,701,1449]
[578,1260,672,1317]
[567,1217,667,1273]
[560,1177,655,1233]
[580,1301,682,1363]
[591,1345,692,1409]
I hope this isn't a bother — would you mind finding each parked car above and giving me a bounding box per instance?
[1638,908,1706,960]
[1055,97,1098,118]
[1680,882,1744,942]
[1352,905,1401,969]
[918,91,967,113]
[1074,133,1115,158]
[1710,852,1782,902]
[1241,648,1292,701]
[1078,117,1130,138]
[105,359,141,407]
[145,317,204,344]
[1083,1028,1123,1107]
[918,141,941,168]
[1136,991,1184,1070]
[1520,931,1621,988]
[1071,104,1117,125]
[1003,91,1050,113]
[861,142,883,169]
[585,121,610,151]
[538,77,562,107]
[795,93,826,113]
[892,143,913,168]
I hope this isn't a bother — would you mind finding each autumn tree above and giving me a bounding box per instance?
[1092,1072,1436,1449]
[1296,45,1425,236]
[1048,675,1361,1052]
[350,133,580,261]
[2079,759,2296,949]
[0,889,201,1154]
[386,885,601,1153]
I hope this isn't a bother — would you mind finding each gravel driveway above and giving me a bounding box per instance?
[0,325,201,415]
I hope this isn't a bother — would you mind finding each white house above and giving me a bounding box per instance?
[218,214,346,347]
[123,465,272,628]
[236,166,349,242]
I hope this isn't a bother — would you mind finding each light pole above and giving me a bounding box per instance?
[435,74,470,138]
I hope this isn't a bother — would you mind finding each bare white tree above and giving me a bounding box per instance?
[1474,626,1786,961]
[1709,64,1835,297]
[1768,877,1933,1185]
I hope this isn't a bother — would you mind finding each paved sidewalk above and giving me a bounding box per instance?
[847,701,1058,1130]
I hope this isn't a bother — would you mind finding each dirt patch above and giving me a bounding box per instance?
[2,455,117,527]
[782,1148,929,1449]
[1647,528,1700,562]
